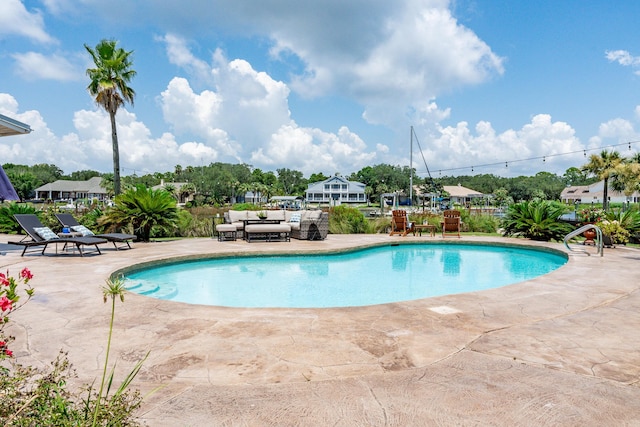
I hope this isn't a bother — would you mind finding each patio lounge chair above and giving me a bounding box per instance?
[8,214,108,256]
[441,209,461,238]
[55,213,136,250]
[389,210,416,237]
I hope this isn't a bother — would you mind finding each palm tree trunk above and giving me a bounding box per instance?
[110,111,121,196]
[603,177,609,211]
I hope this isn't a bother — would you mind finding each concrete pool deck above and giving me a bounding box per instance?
[1,233,640,426]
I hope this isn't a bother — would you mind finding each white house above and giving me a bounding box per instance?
[561,180,640,204]
[34,176,108,201]
[305,174,367,205]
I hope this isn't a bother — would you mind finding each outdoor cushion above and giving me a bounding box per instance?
[71,225,95,236]
[33,226,60,241]
[289,212,301,223]
[267,210,285,221]
[228,210,248,223]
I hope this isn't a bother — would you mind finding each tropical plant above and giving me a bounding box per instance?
[85,39,136,196]
[0,203,38,233]
[501,200,573,241]
[595,219,630,244]
[99,185,179,241]
[581,150,623,211]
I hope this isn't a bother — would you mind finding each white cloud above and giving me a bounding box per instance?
[606,49,640,75]
[0,0,56,44]
[157,43,382,174]
[12,51,81,81]
[416,114,585,177]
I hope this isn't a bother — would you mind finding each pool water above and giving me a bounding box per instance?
[123,244,567,308]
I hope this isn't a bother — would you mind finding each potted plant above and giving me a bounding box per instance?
[257,210,267,220]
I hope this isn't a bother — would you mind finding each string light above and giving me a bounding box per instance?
[416,140,640,175]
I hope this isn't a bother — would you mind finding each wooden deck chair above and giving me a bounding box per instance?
[389,210,416,237]
[55,213,136,250]
[8,214,108,256]
[441,209,461,238]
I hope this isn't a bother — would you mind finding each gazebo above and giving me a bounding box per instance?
[0,113,32,201]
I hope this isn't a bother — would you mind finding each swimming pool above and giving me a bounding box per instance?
[122,243,567,308]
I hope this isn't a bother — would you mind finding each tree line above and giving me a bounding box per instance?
[6,149,639,207]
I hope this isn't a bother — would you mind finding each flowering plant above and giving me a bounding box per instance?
[257,210,267,219]
[0,268,34,358]
[596,219,630,244]
[579,207,605,223]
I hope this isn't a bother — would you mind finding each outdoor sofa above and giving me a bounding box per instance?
[223,209,329,241]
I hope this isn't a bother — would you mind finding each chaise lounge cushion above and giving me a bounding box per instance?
[33,226,59,241]
[71,225,95,236]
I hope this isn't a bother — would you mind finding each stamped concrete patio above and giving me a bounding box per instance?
[2,233,640,426]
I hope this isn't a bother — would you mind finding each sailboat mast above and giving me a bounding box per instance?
[409,126,413,204]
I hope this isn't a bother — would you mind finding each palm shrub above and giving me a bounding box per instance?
[0,203,38,234]
[501,199,573,241]
[100,185,179,242]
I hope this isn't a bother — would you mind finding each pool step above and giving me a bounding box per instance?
[124,279,159,295]
[124,279,177,299]
[151,286,178,300]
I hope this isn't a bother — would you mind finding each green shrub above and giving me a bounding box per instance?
[329,205,368,234]
[501,200,573,241]
[462,213,500,233]
[0,203,38,234]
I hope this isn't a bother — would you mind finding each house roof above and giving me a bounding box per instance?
[35,176,106,194]
[415,184,483,198]
[306,175,365,192]
[0,113,32,137]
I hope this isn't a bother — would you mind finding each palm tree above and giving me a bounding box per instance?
[581,150,622,211]
[99,186,178,242]
[85,39,136,196]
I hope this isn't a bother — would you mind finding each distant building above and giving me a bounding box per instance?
[34,176,107,201]
[151,180,194,204]
[414,184,485,207]
[561,180,640,204]
[305,174,366,205]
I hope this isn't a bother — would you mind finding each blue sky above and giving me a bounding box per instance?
[2,0,640,180]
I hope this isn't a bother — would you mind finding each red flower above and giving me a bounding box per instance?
[4,349,12,357]
[0,273,8,287]
[19,268,33,281]
[0,296,12,311]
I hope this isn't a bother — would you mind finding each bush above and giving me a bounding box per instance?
[462,212,500,233]
[0,203,38,234]
[501,200,573,241]
[329,205,369,233]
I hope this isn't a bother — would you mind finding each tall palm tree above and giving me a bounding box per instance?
[581,150,622,211]
[85,39,136,196]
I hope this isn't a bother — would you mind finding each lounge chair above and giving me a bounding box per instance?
[8,214,108,256]
[54,213,136,250]
[441,209,461,238]
[389,210,416,237]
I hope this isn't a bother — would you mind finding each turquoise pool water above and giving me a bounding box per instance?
[123,243,566,308]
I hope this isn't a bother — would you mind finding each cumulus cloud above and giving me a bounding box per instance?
[0,0,56,44]
[415,114,585,177]
[157,40,383,174]
[12,51,82,81]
